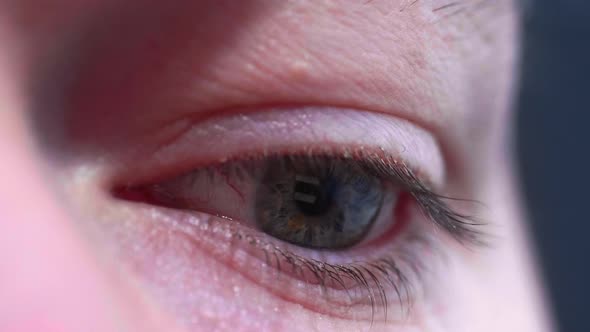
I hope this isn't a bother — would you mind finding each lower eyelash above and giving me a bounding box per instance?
[167,209,440,324]
[231,228,438,324]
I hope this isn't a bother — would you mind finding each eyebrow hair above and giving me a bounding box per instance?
[433,1,465,12]
[400,0,516,17]
[400,0,492,12]
[423,0,518,33]
[400,0,420,11]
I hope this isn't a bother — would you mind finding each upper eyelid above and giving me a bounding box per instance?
[108,107,446,189]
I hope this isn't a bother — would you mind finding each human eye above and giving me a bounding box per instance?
[32,1,521,330]
[110,107,485,324]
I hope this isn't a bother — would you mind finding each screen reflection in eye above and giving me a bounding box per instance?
[115,149,486,321]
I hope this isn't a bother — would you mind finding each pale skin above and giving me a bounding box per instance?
[0,1,553,331]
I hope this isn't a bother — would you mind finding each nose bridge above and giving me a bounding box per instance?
[0,73,124,331]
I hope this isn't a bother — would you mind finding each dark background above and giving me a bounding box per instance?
[516,0,590,331]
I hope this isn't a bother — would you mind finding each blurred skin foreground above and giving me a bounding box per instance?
[0,1,552,332]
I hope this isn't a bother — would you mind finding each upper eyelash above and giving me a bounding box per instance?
[221,149,488,246]
[345,153,488,246]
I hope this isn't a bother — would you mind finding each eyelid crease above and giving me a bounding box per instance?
[120,107,446,190]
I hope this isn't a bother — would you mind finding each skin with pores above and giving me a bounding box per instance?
[0,1,553,332]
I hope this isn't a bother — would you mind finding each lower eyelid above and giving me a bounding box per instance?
[118,199,444,323]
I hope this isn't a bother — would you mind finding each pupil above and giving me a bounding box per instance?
[293,175,334,216]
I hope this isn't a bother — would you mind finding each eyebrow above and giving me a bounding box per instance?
[362,0,507,12]
[360,0,517,33]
